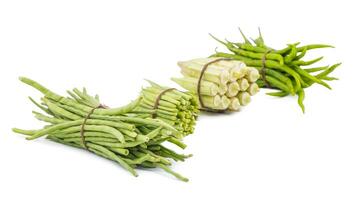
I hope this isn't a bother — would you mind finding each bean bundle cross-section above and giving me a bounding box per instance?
[137,81,199,137]
[172,57,260,111]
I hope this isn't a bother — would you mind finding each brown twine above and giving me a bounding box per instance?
[197,58,231,113]
[261,50,272,88]
[152,88,176,118]
[80,104,107,150]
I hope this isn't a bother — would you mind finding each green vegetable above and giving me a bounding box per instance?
[13,77,192,182]
[210,29,340,112]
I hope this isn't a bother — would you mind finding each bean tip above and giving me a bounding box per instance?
[182,177,189,182]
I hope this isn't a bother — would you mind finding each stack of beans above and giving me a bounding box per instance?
[210,29,341,112]
[172,57,260,111]
[136,81,199,137]
[13,77,191,181]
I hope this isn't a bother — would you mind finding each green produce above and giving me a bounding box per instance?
[137,81,199,137]
[210,28,341,112]
[13,77,192,181]
[173,57,260,111]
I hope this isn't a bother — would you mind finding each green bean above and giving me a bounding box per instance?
[155,150,179,162]
[136,134,150,142]
[140,101,178,113]
[156,163,189,182]
[233,43,267,53]
[132,151,159,162]
[86,119,135,131]
[265,76,291,93]
[146,127,162,139]
[147,145,161,151]
[138,148,171,165]
[19,77,94,113]
[87,146,113,159]
[294,47,307,60]
[297,89,305,113]
[123,154,152,165]
[269,70,294,95]
[154,108,178,117]
[260,68,295,95]
[109,147,129,156]
[64,137,118,143]
[168,137,187,149]
[303,63,341,88]
[72,88,98,107]
[43,98,81,120]
[238,27,252,44]
[28,96,52,115]
[94,98,141,116]
[252,28,272,49]
[12,128,36,136]
[69,88,93,107]
[255,79,265,88]
[291,56,323,66]
[315,63,341,79]
[303,66,329,73]
[83,125,126,142]
[322,76,339,81]
[297,44,334,51]
[86,143,137,177]
[293,66,331,89]
[212,36,284,64]
[139,161,156,168]
[284,44,297,63]
[26,120,127,143]
[155,113,177,121]
[67,90,83,103]
[32,111,65,124]
[266,91,289,97]
[143,90,180,106]
[19,77,53,96]
[143,87,183,101]
[47,135,82,148]
[159,145,191,161]
[275,42,300,55]
[94,141,146,148]
[56,103,88,117]
[142,95,177,108]
[118,129,137,138]
[57,131,116,139]
[89,115,177,133]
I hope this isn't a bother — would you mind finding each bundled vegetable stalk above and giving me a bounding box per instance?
[13,77,192,181]
[172,57,260,111]
[210,28,341,112]
[137,81,199,137]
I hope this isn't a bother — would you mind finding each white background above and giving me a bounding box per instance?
[1,0,355,199]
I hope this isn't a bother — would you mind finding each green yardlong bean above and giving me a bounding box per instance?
[13,77,194,182]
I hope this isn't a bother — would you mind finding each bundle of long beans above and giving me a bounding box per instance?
[137,81,199,137]
[210,29,341,112]
[13,77,191,181]
[172,57,260,111]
